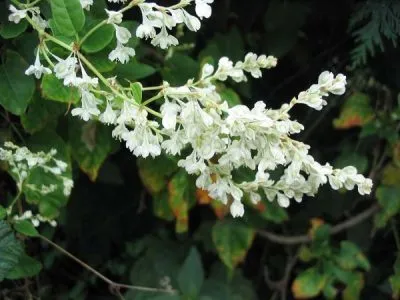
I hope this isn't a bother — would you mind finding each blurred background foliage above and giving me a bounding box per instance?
[1,0,400,299]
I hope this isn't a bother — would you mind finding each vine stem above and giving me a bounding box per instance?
[257,204,380,245]
[391,220,400,251]
[38,235,176,295]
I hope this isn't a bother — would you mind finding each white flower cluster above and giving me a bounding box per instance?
[0,142,73,197]
[9,5,47,30]
[13,210,57,227]
[136,0,214,49]
[11,0,373,218]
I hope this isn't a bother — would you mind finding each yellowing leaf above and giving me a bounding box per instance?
[333,92,374,129]
[292,267,327,299]
[167,170,196,233]
[212,219,255,270]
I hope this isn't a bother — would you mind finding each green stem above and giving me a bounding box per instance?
[39,235,176,295]
[8,189,23,213]
[79,20,107,47]
[142,85,165,91]
[142,92,163,106]
[42,32,73,52]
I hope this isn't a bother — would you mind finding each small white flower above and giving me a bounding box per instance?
[195,0,214,19]
[71,90,101,121]
[54,56,78,85]
[25,50,52,79]
[151,26,179,49]
[114,24,132,44]
[31,14,48,30]
[181,9,201,32]
[106,9,123,24]
[80,0,93,10]
[161,101,181,130]
[230,200,244,218]
[329,74,346,95]
[8,5,27,24]
[108,43,135,64]
[99,100,117,125]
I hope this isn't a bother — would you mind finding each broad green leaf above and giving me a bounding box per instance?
[263,0,309,57]
[291,267,327,298]
[390,256,400,299]
[0,19,28,39]
[6,253,42,280]
[374,186,400,228]
[334,152,368,174]
[0,51,35,115]
[199,27,244,63]
[168,169,196,233]
[162,54,199,85]
[115,60,156,82]
[87,51,116,72]
[382,163,400,186]
[178,247,204,297]
[24,130,72,218]
[50,0,85,36]
[298,245,314,262]
[333,92,375,129]
[0,220,24,281]
[390,273,400,300]
[13,220,39,237]
[252,197,288,224]
[335,241,370,271]
[342,272,364,300]
[212,219,255,270]
[131,82,143,104]
[137,155,178,195]
[80,20,114,53]
[152,190,175,221]
[0,206,6,220]
[21,94,65,134]
[69,119,118,181]
[41,74,80,103]
[218,85,241,107]
[200,263,257,300]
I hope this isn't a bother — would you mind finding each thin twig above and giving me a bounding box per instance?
[39,235,176,295]
[257,204,380,245]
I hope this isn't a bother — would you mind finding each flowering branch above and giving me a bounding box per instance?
[7,0,373,219]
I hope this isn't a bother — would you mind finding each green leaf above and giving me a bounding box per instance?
[342,272,364,300]
[0,50,35,115]
[21,94,65,134]
[131,82,143,104]
[252,197,288,224]
[24,130,72,218]
[50,0,85,36]
[13,220,39,237]
[178,247,204,297]
[69,119,118,181]
[291,267,327,298]
[212,219,255,270]
[390,256,400,299]
[152,190,175,221]
[335,241,370,271]
[137,155,178,195]
[0,19,28,39]
[218,85,241,107]
[0,220,24,281]
[334,152,368,174]
[168,169,196,233]
[115,60,156,82]
[374,186,400,228]
[199,27,245,63]
[0,206,6,220]
[6,253,42,280]
[87,51,116,72]
[333,92,375,129]
[162,54,199,85]
[200,263,257,300]
[80,21,114,53]
[41,74,80,103]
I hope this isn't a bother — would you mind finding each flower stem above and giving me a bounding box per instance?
[39,235,176,295]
